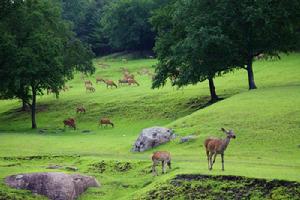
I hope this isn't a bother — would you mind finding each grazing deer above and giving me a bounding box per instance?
[96,77,105,84]
[86,86,95,92]
[127,78,140,86]
[63,118,76,130]
[204,128,236,171]
[105,80,117,88]
[152,151,171,176]
[84,80,93,86]
[99,118,114,127]
[118,79,128,86]
[76,106,86,114]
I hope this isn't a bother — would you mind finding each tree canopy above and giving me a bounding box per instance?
[152,0,300,100]
[0,0,95,128]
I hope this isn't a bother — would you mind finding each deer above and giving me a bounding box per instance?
[84,80,93,86]
[152,151,171,176]
[63,118,76,130]
[96,77,105,84]
[76,106,86,114]
[99,118,114,128]
[127,78,140,86]
[204,128,236,171]
[86,86,95,92]
[118,79,128,86]
[104,80,117,88]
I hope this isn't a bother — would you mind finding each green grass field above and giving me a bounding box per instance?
[0,53,299,199]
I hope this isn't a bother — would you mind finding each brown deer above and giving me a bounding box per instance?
[118,79,128,86]
[105,80,117,88]
[86,86,95,92]
[152,151,171,176]
[63,118,76,130]
[204,128,236,171]
[96,77,105,84]
[127,78,140,86]
[84,80,93,86]
[99,118,114,127]
[76,106,86,113]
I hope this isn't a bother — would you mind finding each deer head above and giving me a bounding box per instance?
[221,128,236,139]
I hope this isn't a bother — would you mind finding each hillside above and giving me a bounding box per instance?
[0,53,299,199]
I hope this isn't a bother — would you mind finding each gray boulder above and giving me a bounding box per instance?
[132,127,175,152]
[5,172,100,200]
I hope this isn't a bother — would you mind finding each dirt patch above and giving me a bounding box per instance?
[140,174,300,200]
[89,160,134,174]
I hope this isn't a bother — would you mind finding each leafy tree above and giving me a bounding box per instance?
[152,0,300,97]
[61,0,89,34]
[195,0,300,89]
[0,0,95,129]
[101,0,157,51]
[77,0,111,55]
[151,0,238,102]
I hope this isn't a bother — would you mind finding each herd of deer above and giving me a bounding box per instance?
[82,67,141,92]
[64,106,236,175]
[152,128,236,175]
[64,65,236,176]
[63,106,114,130]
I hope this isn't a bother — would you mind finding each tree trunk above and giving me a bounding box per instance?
[31,85,37,129]
[246,57,257,90]
[208,77,218,102]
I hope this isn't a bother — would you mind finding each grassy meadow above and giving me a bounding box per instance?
[0,53,300,199]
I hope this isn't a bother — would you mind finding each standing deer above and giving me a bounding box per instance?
[84,80,93,86]
[86,86,95,92]
[76,106,86,114]
[127,78,140,86]
[99,118,114,127]
[96,77,105,84]
[118,79,128,86]
[204,128,236,171]
[105,80,117,88]
[152,151,171,176]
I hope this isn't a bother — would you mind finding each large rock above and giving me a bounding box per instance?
[5,172,100,200]
[132,127,175,152]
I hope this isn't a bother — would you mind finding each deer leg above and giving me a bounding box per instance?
[221,153,224,171]
[212,153,217,165]
[152,161,158,176]
[206,150,210,170]
[209,152,214,170]
[161,160,165,174]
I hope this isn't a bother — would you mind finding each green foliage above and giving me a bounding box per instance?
[101,0,164,51]
[152,0,300,93]
[76,0,111,56]
[0,0,95,128]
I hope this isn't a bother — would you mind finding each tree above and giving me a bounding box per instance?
[151,0,238,102]
[0,0,95,129]
[205,0,300,89]
[152,0,300,95]
[101,0,157,52]
[76,0,111,55]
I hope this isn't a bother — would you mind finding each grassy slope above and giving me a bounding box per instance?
[0,53,299,199]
